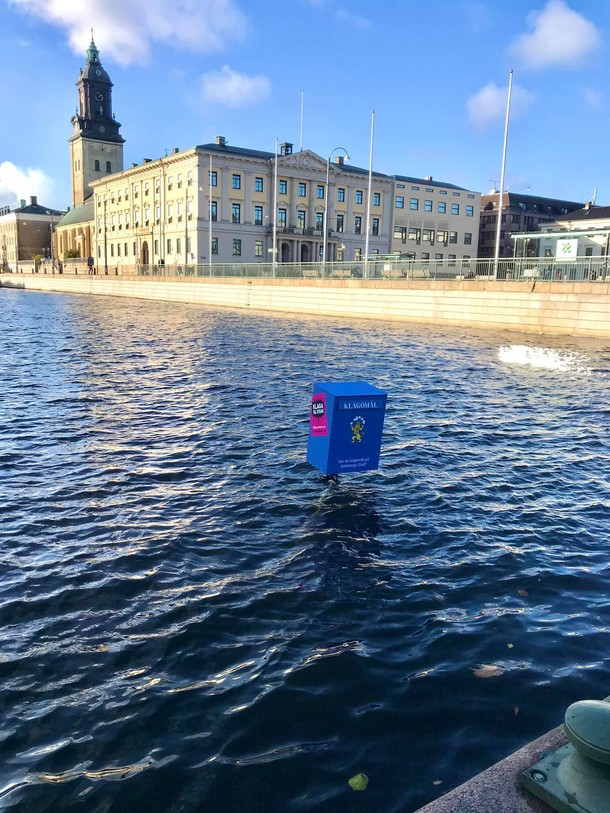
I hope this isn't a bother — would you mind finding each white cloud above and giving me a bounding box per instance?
[200,65,271,108]
[467,82,535,130]
[0,162,55,209]
[7,0,247,66]
[509,0,601,69]
[335,8,371,27]
[582,87,602,108]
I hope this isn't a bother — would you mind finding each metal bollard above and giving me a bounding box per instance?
[522,699,610,812]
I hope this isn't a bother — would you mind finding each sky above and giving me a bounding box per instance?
[0,0,608,210]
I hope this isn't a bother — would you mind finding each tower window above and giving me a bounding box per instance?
[94,160,100,171]
[106,161,111,172]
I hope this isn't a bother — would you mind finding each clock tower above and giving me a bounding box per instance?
[69,36,125,207]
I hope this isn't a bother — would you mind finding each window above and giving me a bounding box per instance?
[144,207,150,224]
[106,161,111,172]
[232,203,241,223]
[298,182,306,197]
[110,244,114,257]
[133,242,136,255]
[336,214,344,232]
[167,239,172,254]
[424,200,432,212]
[97,246,101,258]
[118,214,122,228]
[154,239,159,255]
[134,185,139,198]
[188,171,193,186]
[372,217,379,236]
[111,191,115,204]
[211,201,217,221]
[449,254,456,259]
[187,199,193,217]
[177,238,182,254]
[254,205,263,226]
[422,229,434,242]
[435,254,443,260]
[410,198,419,210]
[145,182,149,196]
[233,239,241,256]
[255,241,263,257]
[168,203,173,222]
[317,185,325,199]
[468,194,475,199]
[453,192,460,197]
[210,171,218,187]
[449,231,457,243]
[397,183,405,188]
[94,160,100,171]
[278,208,287,227]
[337,188,345,202]
[394,226,407,242]
[316,212,324,229]
[167,178,173,191]
[421,252,429,260]
[451,204,459,215]
[252,176,263,193]
[395,196,404,208]
[177,201,183,218]
[466,205,474,217]
[297,211,306,229]
[117,244,121,257]
[439,190,447,195]
[354,216,362,234]
[279,180,287,195]
[373,192,380,207]
[134,207,139,225]
[356,191,363,205]
[232,174,241,190]
[211,237,218,254]
[337,247,344,261]
[438,202,446,214]
[408,227,421,241]
[97,217,101,232]
[426,188,433,193]
[412,186,419,191]
[437,230,447,244]
[355,249,362,261]
[464,232,472,245]
[177,174,183,189]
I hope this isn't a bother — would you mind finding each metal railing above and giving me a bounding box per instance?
[9,257,610,282]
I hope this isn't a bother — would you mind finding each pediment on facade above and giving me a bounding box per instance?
[278,150,328,172]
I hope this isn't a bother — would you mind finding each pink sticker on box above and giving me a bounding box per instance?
[310,393,328,436]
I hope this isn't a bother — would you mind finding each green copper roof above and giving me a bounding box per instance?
[56,199,94,228]
[87,36,100,63]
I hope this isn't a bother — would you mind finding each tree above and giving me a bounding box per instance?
[64,248,80,259]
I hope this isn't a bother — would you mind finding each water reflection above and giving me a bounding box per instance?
[499,344,593,374]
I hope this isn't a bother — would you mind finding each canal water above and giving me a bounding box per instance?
[1,289,609,813]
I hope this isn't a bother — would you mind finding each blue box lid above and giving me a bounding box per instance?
[315,381,387,397]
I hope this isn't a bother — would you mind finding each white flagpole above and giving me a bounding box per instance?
[364,109,375,279]
[300,91,304,152]
[494,69,513,278]
[273,138,278,275]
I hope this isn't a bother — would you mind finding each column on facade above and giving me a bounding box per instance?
[245,172,253,224]
[222,166,230,222]
[290,176,298,229]
[295,239,300,264]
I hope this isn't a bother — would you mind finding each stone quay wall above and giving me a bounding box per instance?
[2,273,610,338]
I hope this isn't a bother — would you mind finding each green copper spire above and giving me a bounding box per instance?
[86,30,99,63]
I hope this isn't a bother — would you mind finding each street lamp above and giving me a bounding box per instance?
[324,147,350,265]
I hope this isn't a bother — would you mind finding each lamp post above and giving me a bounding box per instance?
[494,69,513,279]
[324,147,350,266]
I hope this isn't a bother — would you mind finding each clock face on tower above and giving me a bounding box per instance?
[95,92,104,102]
[95,69,102,77]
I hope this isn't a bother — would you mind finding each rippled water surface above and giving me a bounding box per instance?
[1,289,610,813]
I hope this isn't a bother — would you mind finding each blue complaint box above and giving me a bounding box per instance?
[306,381,388,475]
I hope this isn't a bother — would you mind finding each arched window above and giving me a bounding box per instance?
[106,161,111,172]
[94,160,100,171]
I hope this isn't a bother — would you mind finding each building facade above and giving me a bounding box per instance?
[478,191,582,258]
[390,176,480,261]
[1,197,65,271]
[55,41,480,270]
[513,204,610,259]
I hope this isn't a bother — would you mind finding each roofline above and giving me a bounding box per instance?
[482,191,583,206]
[512,229,610,239]
[89,148,199,186]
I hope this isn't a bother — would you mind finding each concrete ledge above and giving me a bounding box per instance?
[414,725,567,813]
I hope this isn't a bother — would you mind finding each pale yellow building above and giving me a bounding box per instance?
[1,197,64,272]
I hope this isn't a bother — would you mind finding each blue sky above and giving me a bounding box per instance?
[0,0,607,209]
